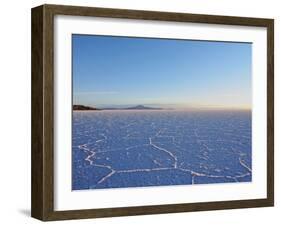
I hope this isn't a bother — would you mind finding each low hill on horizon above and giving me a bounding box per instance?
[73,105,100,111]
[125,105,163,110]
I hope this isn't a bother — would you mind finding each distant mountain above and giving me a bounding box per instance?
[73,105,100,110]
[125,105,163,110]
[102,105,163,110]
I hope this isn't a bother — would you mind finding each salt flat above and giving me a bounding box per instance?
[72,110,252,190]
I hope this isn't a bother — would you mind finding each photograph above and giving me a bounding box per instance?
[72,34,252,190]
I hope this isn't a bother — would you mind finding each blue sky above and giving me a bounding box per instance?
[72,34,251,109]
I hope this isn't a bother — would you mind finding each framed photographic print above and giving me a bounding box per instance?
[31,4,274,221]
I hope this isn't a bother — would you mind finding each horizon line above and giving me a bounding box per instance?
[73,103,251,111]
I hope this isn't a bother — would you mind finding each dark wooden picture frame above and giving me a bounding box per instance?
[31,4,274,221]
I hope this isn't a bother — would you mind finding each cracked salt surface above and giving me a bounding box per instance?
[72,110,252,190]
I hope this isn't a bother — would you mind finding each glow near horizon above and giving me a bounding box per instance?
[73,35,252,110]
